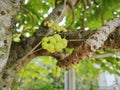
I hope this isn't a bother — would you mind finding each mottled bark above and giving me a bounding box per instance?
[7,0,120,72]
[0,0,79,89]
[0,0,21,90]
[0,0,120,89]
[10,19,120,72]
[57,17,120,67]
[6,0,80,71]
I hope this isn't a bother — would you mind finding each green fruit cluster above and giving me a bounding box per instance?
[52,66,61,77]
[41,34,68,53]
[43,20,54,28]
[43,20,67,32]
[52,25,67,32]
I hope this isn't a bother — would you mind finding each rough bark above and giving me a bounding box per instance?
[6,2,120,71]
[57,17,120,67]
[0,0,120,89]
[0,0,21,90]
[10,19,120,71]
[0,0,79,89]
[6,0,120,72]
[5,0,80,71]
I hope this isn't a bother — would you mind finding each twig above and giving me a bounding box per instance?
[91,50,120,59]
[68,39,85,41]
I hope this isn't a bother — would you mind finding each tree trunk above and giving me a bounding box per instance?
[0,0,78,89]
[0,0,120,89]
[0,0,21,89]
[0,70,15,90]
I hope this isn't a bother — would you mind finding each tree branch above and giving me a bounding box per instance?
[6,0,120,72]
[57,17,120,68]
[91,50,120,59]
[11,17,120,72]
[6,0,80,72]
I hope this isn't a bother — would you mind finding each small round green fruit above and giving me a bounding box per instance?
[42,42,48,49]
[54,42,63,52]
[47,44,55,53]
[42,37,49,42]
[43,21,48,26]
[52,66,61,77]
[53,25,58,32]
[49,20,54,25]
[53,34,61,42]
[63,28,67,32]
[48,23,52,28]
[49,37,56,44]
[61,38,68,48]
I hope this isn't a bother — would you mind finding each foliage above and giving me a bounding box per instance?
[67,0,120,30]
[95,56,120,75]
[12,0,120,89]
[13,0,120,41]
[13,56,64,90]
[94,49,120,75]
[17,56,55,82]
[76,78,99,90]
[76,60,100,80]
